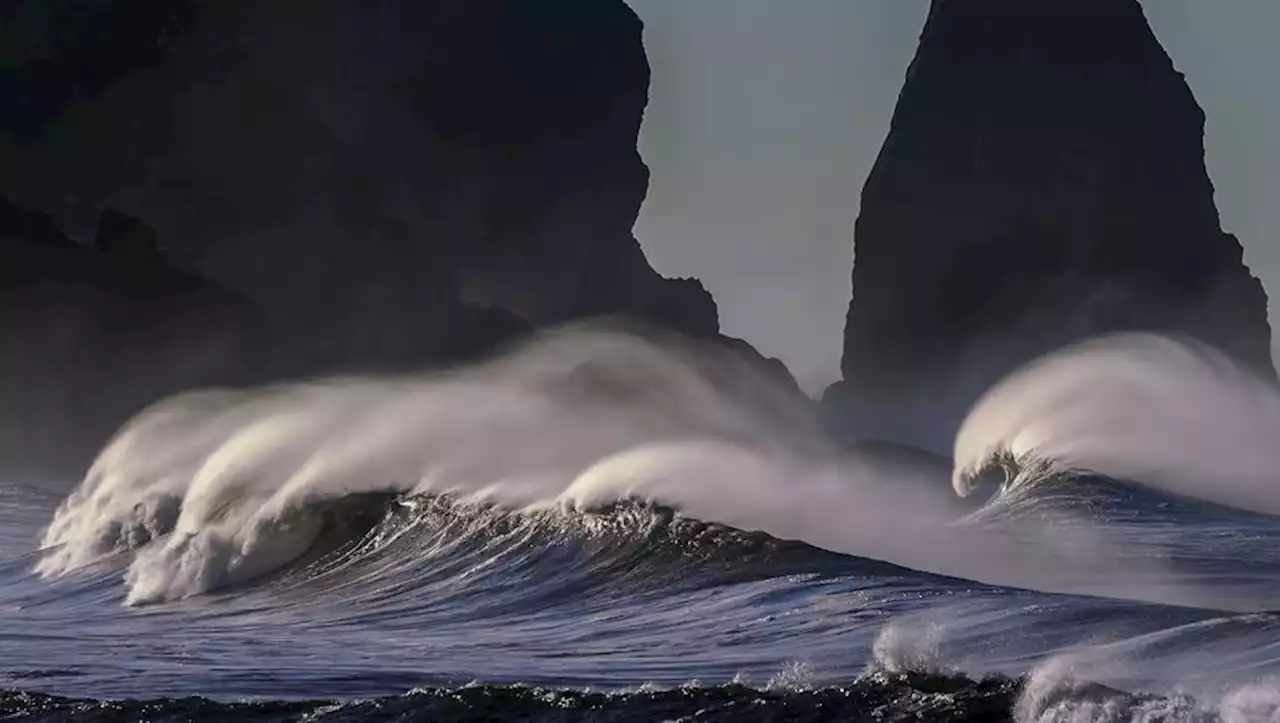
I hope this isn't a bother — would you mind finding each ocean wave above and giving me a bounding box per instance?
[952,333,1280,517]
[36,325,1280,611]
[17,329,1280,711]
[35,325,985,605]
[234,495,905,614]
[35,325,833,603]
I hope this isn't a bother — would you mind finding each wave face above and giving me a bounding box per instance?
[11,327,1280,720]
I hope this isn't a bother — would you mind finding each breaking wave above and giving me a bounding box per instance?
[37,325,959,604]
[18,326,1280,718]
[37,326,1280,613]
[953,333,1280,516]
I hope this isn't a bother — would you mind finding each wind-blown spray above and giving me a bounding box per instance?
[38,326,1247,607]
[39,325,961,604]
[954,332,1280,514]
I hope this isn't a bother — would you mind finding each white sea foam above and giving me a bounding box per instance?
[1014,648,1280,723]
[869,618,947,674]
[953,333,1280,518]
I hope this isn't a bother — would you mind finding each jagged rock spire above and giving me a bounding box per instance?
[830,0,1272,449]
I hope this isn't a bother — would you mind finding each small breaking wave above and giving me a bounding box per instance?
[952,333,1280,518]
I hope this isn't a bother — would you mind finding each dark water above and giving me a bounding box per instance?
[7,331,1280,722]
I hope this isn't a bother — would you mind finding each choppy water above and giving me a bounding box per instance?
[6,328,1280,722]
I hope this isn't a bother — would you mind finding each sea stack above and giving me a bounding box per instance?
[0,0,719,370]
[827,0,1273,450]
[0,201,263,481]
[0,0,793,478]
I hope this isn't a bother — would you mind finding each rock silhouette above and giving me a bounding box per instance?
[0,203,261,480]
[828,0,1273,450]
[1,0,719,356]
[0,0,789,480]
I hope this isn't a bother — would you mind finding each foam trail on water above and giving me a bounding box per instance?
[953,333,1280,514]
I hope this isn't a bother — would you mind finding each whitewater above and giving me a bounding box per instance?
[9,324,1280,721]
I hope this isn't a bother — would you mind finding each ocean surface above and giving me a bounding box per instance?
[5,327,1280,722]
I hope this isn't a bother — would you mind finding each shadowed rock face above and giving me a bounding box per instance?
[0,207,263,481]
[0,0,791,480]
[0,0,718,359]
[829,0,1273,450]
[0,1,195,141]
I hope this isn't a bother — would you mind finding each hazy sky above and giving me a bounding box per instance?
[624,1,1280,392]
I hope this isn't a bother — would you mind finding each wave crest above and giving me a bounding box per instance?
[38,325,837,603]
[951,333,1280,515]
[41,325,1266,608]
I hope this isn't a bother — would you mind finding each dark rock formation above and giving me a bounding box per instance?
[1,0,719,359]
[828,0,1273,451]
[0,0,792,479]
[0,197,78,250]
[94,210,162,262]
[0,202,263,481]
[0,1,195,141]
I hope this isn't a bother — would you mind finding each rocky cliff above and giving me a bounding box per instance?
[1,0,788,479]
[828,0,1273,450]
[2,0,720,368]
[0,205,262,480]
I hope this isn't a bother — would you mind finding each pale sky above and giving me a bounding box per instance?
[625,1,1280,392]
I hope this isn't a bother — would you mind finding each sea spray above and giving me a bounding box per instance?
[952,333,1280,518]
[36,324,881,603]
[35,325,1225,606]
[870,618,948,675]
[18,330,1280,712]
